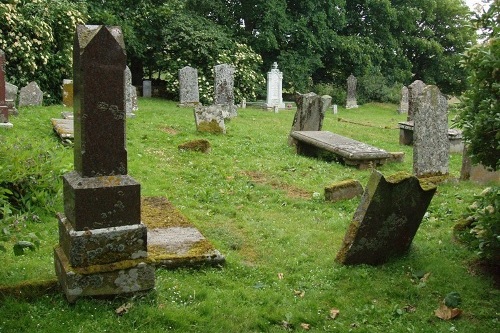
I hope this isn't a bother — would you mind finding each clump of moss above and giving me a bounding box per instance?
[197,120,224,133]
[141,196,193,229]
[178,139,211,153]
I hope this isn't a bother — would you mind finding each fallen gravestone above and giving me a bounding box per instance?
[324,179,363,203]
[54,25,155,303]
[266,62,285,109]
[345,74,358,109]
[179,66,200,106]
[0,49,13,128]
[288,92,331,145]
[336,170,436,265]
[214,64,237,118]
[19,81,43,107]
[194,104,226,134]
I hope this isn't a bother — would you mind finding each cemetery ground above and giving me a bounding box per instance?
[0,99,498,332]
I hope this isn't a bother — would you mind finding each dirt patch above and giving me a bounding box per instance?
[160,126,180,135]
[241,170,311,199]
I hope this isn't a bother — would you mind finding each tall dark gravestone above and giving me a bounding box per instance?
[0,49,13,128]
[54,25,155,302]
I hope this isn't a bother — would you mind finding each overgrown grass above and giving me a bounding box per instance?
[0,99,498,332]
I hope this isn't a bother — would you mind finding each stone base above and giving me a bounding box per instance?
[0,122,13,128]
[324,179,363,203]
[54,246,155,303]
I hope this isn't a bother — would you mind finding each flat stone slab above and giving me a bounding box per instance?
[51,118,74,140]
[142,197,225,268]
[290,131,390,169]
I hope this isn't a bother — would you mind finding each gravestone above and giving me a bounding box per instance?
[131,85,138,111]
[333,104,338,114]
[124,66,135,117]
[0,49,12,128]
[398,86,408,114]
[407,80,426,121]
[179,66,199,106]
[266,62,285,109]
[413,85,449,177]
[54,25,155,303]
[345,74,358,109]
[62,79,73,108]
[6,82,18,115]
[288,92,331,145]
[143,80,152,97]
[460,146,500,184]
[214,64,237,118]
[193,104,226,134]
[19,81,43,107]
[336,170,436,265]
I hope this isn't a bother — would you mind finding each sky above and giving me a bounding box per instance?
[465,0,490,12]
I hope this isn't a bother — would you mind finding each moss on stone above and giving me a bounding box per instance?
[326,179,360,190]
[178,139,211,153]
[197,120,224,133]
[141,197,193,229]
[0,279,59,300]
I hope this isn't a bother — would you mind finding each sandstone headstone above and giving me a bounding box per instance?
[143,80,151,97]
[54,25,155,303]
[5,82,18,115]
[336,170,436,265]
[288,92,332,145]
[214,64,237,118]
[413,85,449,177]
[266,62,285,109]
[124,66,135,117]
[407,80,426,121]
[398,86,408,114]
[345,74,358,109]
[62,79,73,108]
[19,81,43,107]
[179,66,199,106]
[194,105,226,134]
[0,49,11,127]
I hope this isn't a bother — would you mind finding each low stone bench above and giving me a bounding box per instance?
[398,121,463,153]
[290,130,391,169]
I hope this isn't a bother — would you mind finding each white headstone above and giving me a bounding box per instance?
[266,62,285,109]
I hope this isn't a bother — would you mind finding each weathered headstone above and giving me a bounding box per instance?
[143,80,151,97]
[345,74,358,109]
[131,85,138,111]
[288,92,332,145]
[62,79,73,108]
[336,170,436,265]
[398,86,408,114]
[5,82,18,115]
[407,80,426,121]
[0,49,12,128]
[460,146,500,184]
[413,85,449,177]
[179,66,199,106]
[54,25,155,303]
[19,81,43,107]
[214,64,237,118]
[266,62,285,109]
[124,66,135,117]
[193,104,226,134]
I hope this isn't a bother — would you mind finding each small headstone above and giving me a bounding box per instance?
[241,98,246,108]
[407,80,426,121]
[333,104,338,114]
[398,86,408,114]
[124,66,135,117]
[345,74,358,109]
[460,146,500,184]
[0,49,12,128]
[194,105,226,134]
[18,81,43,107]
[324,179,363,203]
[5,82,18,115]
[266,62,285,109]
[214,64,237,118]
[179,66,200,106]
[288,92,332,145]
[143,80,152,97]
[336,170,436,265]
[62,79,73,108]
[131,85,138,111]
[413,85,449,177]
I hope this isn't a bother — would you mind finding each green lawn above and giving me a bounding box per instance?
[0,98,497,332]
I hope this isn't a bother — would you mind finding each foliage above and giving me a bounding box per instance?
[357,68,402,104]
[0,0,86,104]
[456,2,499,170]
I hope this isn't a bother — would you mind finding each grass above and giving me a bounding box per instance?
[0,99,498,332]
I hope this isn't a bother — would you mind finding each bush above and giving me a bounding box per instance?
[357,68,402,105]
[313,83,346,106]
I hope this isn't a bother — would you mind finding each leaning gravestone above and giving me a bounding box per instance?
[266,62,285,109]
[5,82,18,115]
[336,170,436,265]
[124,66,135,117]
[214,64,237,118]
[19,81,43,107]
[398,86,408,114]
[407,80,426,121]
[288,92,332,145]
[0,49,12,128]
[345,74,358,109]
[193,104,226,134]
[179,66,200,106]
[413,85,449,177]
[54,25,155,303]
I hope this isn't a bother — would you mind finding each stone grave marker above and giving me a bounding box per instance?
[143,80,151,97]
[333,104,338,114]
[179,66,200,106]
[413,85,449,177]
[345,74,358,109]
[460,146,500,184]
[214,64,237,118]
[0,49,12,128]
[336,170,436,265]
[54,25,155,303]
[399,86,408,114]
[6,82,18,115]
[19,81,43,107]
[194,104,226,134]
[288,92,332,145]
[407,80,426,121]
[266,62,285,109]
[124,66,136,117]
[62,79,73,108]
[324,179,363,203]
